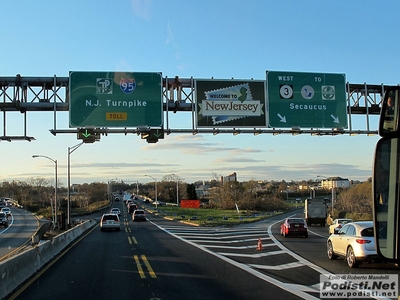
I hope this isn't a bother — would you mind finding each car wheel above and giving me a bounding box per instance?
[304,233,308,238]
[346,246,359,268]
[327,241,337,260]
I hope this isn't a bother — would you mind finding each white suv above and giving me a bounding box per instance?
[100,213,120,231]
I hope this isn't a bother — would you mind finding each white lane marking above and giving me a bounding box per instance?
[149,219,320,300]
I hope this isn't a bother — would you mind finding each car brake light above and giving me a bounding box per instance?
[286,224,290,228]
[356,239,371,244]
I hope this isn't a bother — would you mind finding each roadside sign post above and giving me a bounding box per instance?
[69,71,163,128]
[267,71,347,129]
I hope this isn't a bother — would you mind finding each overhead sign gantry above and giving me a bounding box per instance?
[0,72,387,142]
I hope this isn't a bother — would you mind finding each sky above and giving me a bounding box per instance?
[1,0,399,187]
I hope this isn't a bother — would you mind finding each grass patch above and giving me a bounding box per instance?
[149,206,282,226]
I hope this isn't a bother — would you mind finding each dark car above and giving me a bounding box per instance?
[280,218,308,238]
[0,212,9,228]
[132,209,146,221]
[128,203,138,214]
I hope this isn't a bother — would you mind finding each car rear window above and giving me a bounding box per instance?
[134,210,144,214]
[288,219,304,224]
[103,215,118,221]
[361,227,374,237]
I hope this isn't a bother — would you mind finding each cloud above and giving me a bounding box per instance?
[140,135,265,155]
[166,21,174,44]
[130,0,152,20]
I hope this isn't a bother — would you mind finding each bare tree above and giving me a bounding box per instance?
[335,182,372,219]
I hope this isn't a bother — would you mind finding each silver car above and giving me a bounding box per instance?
[328,218,353,234]
[110,208,121,216]
[327,221,379,268]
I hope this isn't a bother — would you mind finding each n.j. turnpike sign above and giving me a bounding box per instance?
[69,71,163,128]
[195,80,267,128]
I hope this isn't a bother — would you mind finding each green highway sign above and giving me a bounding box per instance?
[267,71,347,128]
[69,71,163,127]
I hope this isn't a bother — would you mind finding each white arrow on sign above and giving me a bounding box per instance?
[330,114,340,123]
[277,113,286,123]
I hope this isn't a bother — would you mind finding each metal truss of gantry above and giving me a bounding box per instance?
[0,74,394,140]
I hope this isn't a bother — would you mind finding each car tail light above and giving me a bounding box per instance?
[337,224,342,228]
[286,224,290,228]
[356,239,371,244]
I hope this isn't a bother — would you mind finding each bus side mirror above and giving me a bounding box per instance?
[373,137,400,261]
[379,86,400,137]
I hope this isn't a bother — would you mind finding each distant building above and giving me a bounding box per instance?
[196,184,210,198]
[320,177,350,189]
[221,172,237,183]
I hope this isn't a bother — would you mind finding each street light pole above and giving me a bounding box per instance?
[145,175,157,209]
[32,155,58,228]
[172,173,179,206]
[68,142,84,227]
[176,179,179,206]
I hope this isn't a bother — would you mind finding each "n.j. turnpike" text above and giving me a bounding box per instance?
[85,99,147,107]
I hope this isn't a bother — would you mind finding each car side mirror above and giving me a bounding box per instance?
[379,86,400,137]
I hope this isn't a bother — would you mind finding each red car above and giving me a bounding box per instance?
[280,218,308,238]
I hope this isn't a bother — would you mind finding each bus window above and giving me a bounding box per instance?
[380,87,400,136]
[373,137,400,261]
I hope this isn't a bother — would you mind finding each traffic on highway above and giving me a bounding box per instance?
[1,194,399,300]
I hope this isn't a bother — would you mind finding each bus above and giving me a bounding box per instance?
[373,86,400,262]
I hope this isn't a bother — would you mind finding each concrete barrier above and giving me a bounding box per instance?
[0,219,96,300]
